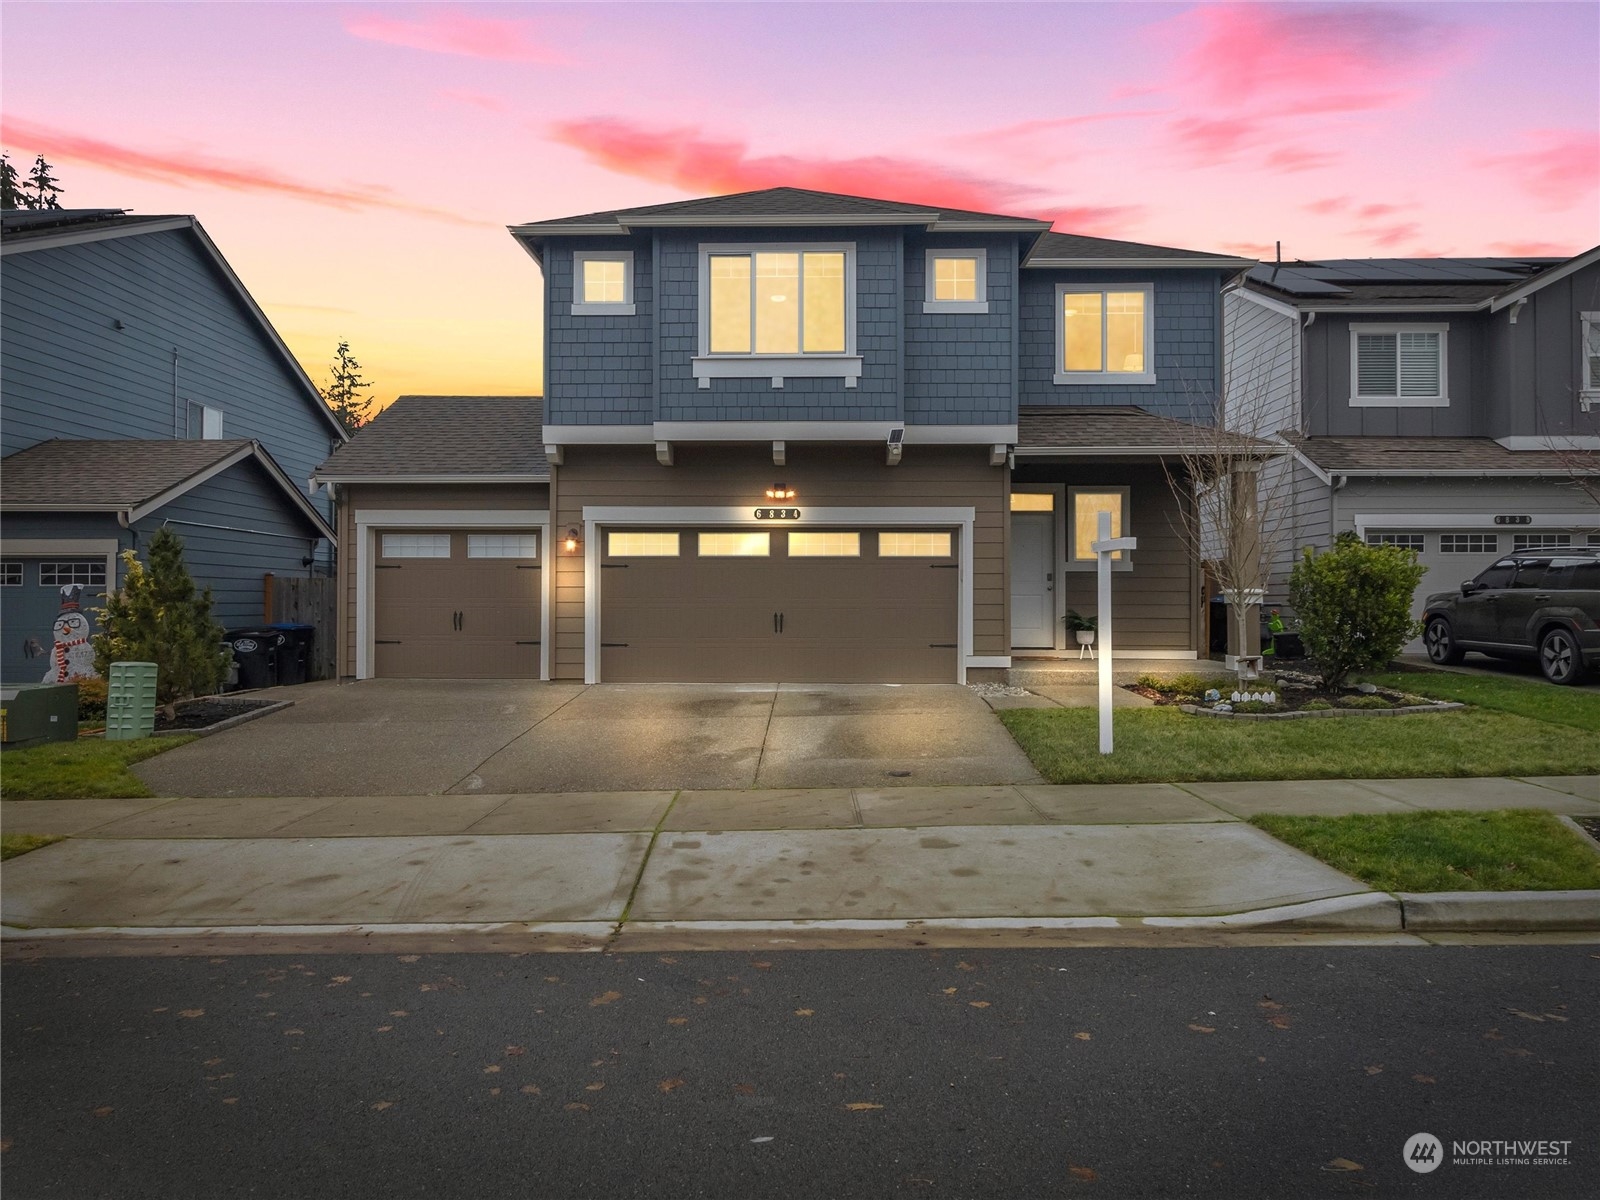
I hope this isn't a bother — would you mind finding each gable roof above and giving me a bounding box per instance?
[512,186,1051,239]
[313,396,549,483]
[1016,407,1278,456]
[2,209,350,444]
[1292,435,1599,476]
[1244,255,1574,311]
[0,438,337,538]
[1024,231,1253,270]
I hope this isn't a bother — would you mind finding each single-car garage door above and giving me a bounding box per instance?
[601,527,959,683]
[373,529,540,678]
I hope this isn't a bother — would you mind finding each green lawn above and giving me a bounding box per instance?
[997,706,1600,785]
[0,735,193,800]
[1250,809,1600,892]
[1,833,64,861]
[1361,669,1600,733]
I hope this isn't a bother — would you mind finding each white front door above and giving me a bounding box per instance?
[1010,512,1055,648]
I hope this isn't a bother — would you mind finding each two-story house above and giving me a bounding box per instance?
[316,187,1253,683]
[1225,248,1600,633]
[1,208,344,683]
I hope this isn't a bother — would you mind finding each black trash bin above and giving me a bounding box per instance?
[266,623,315,686]
[1272,631,1305,660]
[225,627,283,690]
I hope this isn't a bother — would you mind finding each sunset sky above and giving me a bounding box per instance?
[4,2,1597,411]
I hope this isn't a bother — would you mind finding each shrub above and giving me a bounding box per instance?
[76,676,108,721]
[1288,533,1424,689]
[1135,672,1218,696]
[1233,700,1282,714]
[93,528,230,720]
[1302,699,1334,711]
[1338,694,1395,710]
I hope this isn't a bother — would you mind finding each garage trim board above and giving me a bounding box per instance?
[582,505,977,685]
[354,509,551,680]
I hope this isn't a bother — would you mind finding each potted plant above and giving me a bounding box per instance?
[1064,609,1098,647]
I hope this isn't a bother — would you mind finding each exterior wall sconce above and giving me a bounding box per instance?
[765,484,795,500]
[563,527,581,553]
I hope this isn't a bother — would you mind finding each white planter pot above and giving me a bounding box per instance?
[1074,631,1096,646]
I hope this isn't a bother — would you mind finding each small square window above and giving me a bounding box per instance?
[1,561,22,586]
[787,532,860,557]
[924,249,987,312]
[572,252,635,315]
[467,533,538,559]
[1350,324,1447,406]
[381,533,451,558]
[607,531,679,557]
[187,402,223,439]
[1055,286,1153,383]
[1067,488,1130,568]
[1366,533,1425,552]
[879,532,952,557]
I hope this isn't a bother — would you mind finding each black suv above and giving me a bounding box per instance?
[1421,547,1600,684]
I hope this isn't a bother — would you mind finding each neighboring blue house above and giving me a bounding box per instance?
[320,187,1253,684]
[1,208,345,684]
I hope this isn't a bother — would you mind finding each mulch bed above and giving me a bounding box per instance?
[1129,670,1458,719]
[1575,817,1600,847]
[155,698,279,732]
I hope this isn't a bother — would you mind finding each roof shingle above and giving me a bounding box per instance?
[314,396,549,479]
[1295,436,1598,474]
[1017,408,1272,453]
[1,439,253,507]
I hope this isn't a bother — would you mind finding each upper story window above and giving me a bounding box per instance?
[571,251,635,315]
[1054,284,1155,385]
[1582,312,1600,406]
[924,249,988,313]
[186,401,223,439]
[694,243,861,389]
[1350,323,1447,407]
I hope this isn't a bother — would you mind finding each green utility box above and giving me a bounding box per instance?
[0,683,79,750]
[106,662,158,741]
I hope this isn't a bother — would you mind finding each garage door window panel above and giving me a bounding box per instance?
[787,532,861,557]
[607,532,680,557]
[467,533,538,559]
[381,534,451,559]
[1441,534,1497,554]
[879,532,953,557]
[698,532,770,557]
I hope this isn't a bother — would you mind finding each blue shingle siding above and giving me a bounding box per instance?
[1017,269,1223,421]
[654,228,901,423]
[543,237,653,427]
[0,229,338,519]
[904,234,1017,425]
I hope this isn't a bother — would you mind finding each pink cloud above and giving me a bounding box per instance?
[436,89,509,114]
[1265,147,1337,173]
[1490,240,1585,258]
[1169,116,1261,160]
[1476,130,1600,210]
[0,117,486,226]
[1303,196,1351,215]
[344,11,568,64]
[1349,221,1423,249]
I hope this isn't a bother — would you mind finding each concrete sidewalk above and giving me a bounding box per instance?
[3,777,1597,940]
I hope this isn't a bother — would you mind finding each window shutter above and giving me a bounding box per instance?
[1356,333,1397,395]
[1398,331,1441,397]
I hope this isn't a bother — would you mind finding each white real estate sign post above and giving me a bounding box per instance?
[1092,510,1137,755]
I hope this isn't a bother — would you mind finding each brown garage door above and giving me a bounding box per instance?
[601,527,958,683]
[373,530,540,678]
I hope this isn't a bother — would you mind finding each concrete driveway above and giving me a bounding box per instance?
[132,680,1042,797]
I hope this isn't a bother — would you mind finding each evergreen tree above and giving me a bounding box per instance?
[26,153,62,210]
[0,154,25,209]
[93,528,231,720]
[319,339,375,432]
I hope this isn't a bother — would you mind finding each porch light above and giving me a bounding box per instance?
[765,484,795,500]
[563,527,581,553]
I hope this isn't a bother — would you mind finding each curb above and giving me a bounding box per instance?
[1397,889,1600,932]
[155,699,294,739]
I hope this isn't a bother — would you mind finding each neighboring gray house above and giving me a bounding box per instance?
[318,187,1255,683]
[1,208,345,684]
[1224,248,1600,633]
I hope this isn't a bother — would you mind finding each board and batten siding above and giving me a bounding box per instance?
[550,445,1008,680]
[334,483,550,678]
[1486,259,1599,439]
[1,229,338,522]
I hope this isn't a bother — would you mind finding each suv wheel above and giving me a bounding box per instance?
[1424,616,1465,665]
[1539,627,1589,686]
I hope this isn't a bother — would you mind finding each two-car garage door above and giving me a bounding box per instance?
[373,530,540,678]
[601,527,959,683]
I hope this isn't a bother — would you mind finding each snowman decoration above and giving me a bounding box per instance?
[43,584,99,683]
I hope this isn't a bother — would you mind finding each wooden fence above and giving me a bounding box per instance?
[263,574,337,681]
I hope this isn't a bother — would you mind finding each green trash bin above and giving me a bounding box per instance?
[106,662,158,741]
[0,683,79,749]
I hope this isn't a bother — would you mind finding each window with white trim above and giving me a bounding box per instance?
[607,531,680,557]
[187,402,223,439]
[1366,533,1425,552]
[698,532,770,557]
[879,531,952,557]
[1,561,22,586]
[1055,285,1154,384]
[381,534,451,558]
[1514,533,1570,551]
[1350,324,1447,406]
[787,531,860,557]
[1582,312,1600,402]
[571,251,634,315]
[1067,487,1130,568]
[39,561,108,586]
[1589,534,1600,547]
[1440,534,1497,554]
[467,533,538,559]
[1010,492,1054,513]
[924,249,987,313]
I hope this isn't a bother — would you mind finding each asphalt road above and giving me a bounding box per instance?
[2,945,1595,1199]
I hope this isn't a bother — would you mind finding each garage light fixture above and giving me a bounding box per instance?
[563,527,581,553]
[765,484,795,500]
